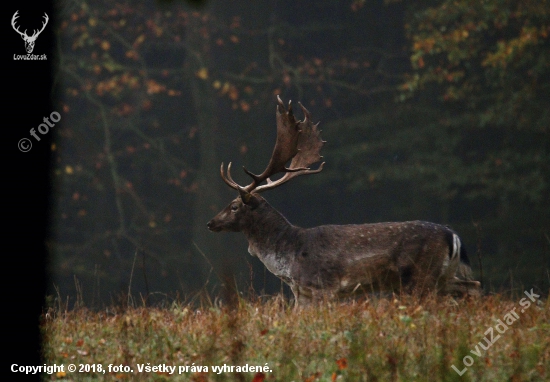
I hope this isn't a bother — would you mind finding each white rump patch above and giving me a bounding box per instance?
[451,234,460,262]
[441,234,461,277]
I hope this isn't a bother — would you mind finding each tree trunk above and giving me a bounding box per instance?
[186,15,227,292]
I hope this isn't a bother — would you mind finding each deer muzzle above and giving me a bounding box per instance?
[206,219,222,232]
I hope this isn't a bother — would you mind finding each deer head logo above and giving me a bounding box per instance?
[11,11,49,54]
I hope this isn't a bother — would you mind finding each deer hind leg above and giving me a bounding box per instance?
[406,251,448,297]
[438,234,481,296]
[400,262,440,297]
[410,274,441,298]
[443,277,481,297]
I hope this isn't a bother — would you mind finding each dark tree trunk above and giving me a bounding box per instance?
[186,15,227,291]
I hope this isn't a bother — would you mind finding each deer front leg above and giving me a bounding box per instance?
[291,284,338,307]
[290,284,313,307]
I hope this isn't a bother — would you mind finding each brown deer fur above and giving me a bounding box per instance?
[207,97,480,305]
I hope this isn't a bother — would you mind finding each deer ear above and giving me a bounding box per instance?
[239,188,253,204]
[239,189,261,209]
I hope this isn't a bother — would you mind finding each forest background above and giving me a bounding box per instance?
[47,0,550,306]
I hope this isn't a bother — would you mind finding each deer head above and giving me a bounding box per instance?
[12,11,49,54]
[207,96,325,232]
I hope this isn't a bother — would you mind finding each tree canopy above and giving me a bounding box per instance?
[50,0,549,305]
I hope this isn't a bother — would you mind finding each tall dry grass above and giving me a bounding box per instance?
[42,292,549,381]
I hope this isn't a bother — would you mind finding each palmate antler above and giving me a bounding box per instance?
[221,95,325,197]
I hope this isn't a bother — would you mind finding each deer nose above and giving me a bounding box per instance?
[207,219,223,232]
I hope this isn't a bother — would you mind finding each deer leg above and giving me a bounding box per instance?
[291,284,313,307]
[444,278,481,297]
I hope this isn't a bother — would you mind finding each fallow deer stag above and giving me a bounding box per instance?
[207,96,481,305]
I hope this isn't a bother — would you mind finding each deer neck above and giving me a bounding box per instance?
[242,202,301,278]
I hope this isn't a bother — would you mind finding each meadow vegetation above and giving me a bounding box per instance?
[42,292,549,381]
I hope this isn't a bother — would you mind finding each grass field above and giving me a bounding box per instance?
[42,291,549,381]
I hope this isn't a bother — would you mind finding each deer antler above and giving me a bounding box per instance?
[220,95,325,195]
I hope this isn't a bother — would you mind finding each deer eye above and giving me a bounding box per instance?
[230,204,239,212]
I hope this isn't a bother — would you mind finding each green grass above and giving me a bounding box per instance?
[42,293,549,381]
